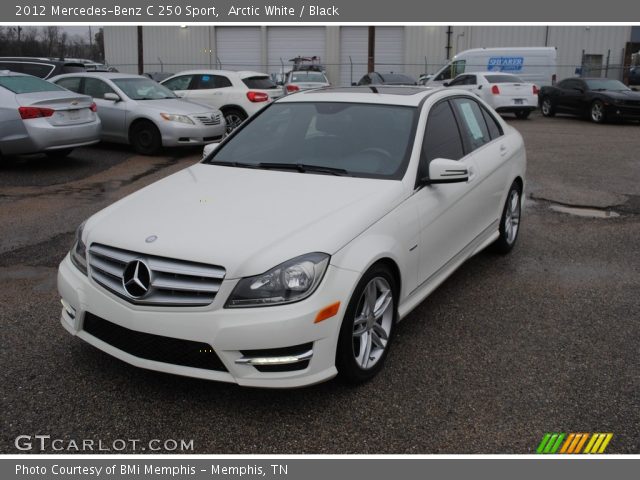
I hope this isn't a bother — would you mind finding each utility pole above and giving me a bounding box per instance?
[367,26,375,73]
[137,26,144,75]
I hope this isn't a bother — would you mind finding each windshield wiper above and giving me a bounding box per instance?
[257,163,349,176]
[209,161,261,169]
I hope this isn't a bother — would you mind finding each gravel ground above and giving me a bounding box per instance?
[1,118,638,454]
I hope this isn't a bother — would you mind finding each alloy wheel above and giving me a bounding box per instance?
[352,277,394,370]
[504,189,521,245]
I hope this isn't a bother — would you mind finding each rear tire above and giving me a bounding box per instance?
[540,97,555,117]
[45,148,73,159]
[336,263,398,384]
[222,108,247,134]
[130,121,162,155]
[515,110,531,120]
[492,181,522,254]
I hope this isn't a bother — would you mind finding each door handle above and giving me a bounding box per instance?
[467,165,477,181]
[500,144,508,156]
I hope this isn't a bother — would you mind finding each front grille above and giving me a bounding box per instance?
[88,243,225,307]
[194,113,222,126]
[83,313,227,371]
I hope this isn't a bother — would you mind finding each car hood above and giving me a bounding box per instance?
[599,90,640,100]
[84,164,407,278]
[132,98,218,114]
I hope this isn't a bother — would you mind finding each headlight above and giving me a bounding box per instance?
[226,253,330,308]
[69,221,88,275]
[160,113,194,125]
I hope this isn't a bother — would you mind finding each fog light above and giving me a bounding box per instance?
[60,299,76,320]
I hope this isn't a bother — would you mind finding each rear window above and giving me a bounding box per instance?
[242,76,278,89]
[290,72,327,83]
[485,75,524,83]
[61,64,86,74]
[0,75,65,94]
[379,74,416,85]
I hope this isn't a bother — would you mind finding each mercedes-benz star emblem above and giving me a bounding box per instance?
[122,260,151,298]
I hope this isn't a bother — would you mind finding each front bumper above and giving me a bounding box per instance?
[605,104,640,120]
[57,255,358,388]
[157,120,226,147]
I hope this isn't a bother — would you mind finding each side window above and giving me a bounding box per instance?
[451,97,491,152]
[56,77,82,93]
[162,75,193,91]
[83,78,116,99]
[480,106,503,140]
[0,62,23,73]
[21,63,54,78]
[466,75,477,85]
[448,75,467,86]
[419,101,465,179]
[214,75,233,88]
[194,74,217,89]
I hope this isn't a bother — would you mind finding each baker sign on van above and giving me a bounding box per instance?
[488,56,524,72]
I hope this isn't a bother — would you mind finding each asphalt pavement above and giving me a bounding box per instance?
[1,118,638,454]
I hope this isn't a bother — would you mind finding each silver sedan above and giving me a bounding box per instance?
[0,71,101,158]
[49,72,226,155]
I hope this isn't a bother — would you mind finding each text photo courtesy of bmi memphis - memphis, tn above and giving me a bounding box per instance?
[0,0,639,478]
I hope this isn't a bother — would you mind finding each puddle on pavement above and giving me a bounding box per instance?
[550,205,620,218]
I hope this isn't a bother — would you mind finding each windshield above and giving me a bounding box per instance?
[0,75,66,94]
[585,79,630,91]
[290,72,327,83]
[485,74,524,83]
[380,74,416,85]
[205,102,417,180]
[112,78,177,100]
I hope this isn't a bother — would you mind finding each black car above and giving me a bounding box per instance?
[354,72,417,86]
[539,77,640,123]
[0,57,85,79]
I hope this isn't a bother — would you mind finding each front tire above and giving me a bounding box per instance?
[130,121,162,155]
[590,100,606,124]
[336,264,397,384]
[540,97,555,117]
[492,181,522,254]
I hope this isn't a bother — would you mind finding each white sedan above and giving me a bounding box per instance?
[445,72,539,119]
[58,86,526,388]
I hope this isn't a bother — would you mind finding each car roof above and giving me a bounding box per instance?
[277,86,445,106]
[165,70,269,79]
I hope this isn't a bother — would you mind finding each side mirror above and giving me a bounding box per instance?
[175,92,185,98]
[443,82,450,87]
[351,82,357,86]
[632,87,639,92]
[103,92,120,102]
[478,85,483,90]
[422,158,468,185]
[202,142,219,159]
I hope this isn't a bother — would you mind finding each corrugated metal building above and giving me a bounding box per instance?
[104,26,634,85]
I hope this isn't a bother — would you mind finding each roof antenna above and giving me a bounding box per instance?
[369,86,379,93]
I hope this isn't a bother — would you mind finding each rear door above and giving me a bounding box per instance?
[450,96,512,233]
[185,74,233,109]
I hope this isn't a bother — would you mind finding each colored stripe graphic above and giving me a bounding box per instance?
[537,433,612,454]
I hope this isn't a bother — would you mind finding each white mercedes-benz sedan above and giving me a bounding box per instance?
[57,86,526,388]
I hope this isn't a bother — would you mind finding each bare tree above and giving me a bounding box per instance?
[42,26,60,57]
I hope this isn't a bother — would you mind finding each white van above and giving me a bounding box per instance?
[427,47,557,87]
